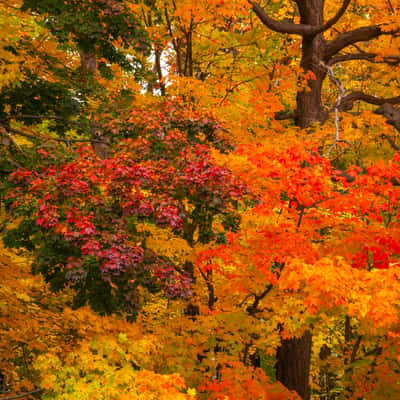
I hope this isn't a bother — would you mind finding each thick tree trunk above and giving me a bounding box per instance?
[295,37,327,128]
[276,3,322,396]
[295,65,326,128]
[295,1,327,128]
[276,331,312,400]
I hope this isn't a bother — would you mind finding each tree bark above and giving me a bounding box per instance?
[79,51,111,158]
[295,37,327,127]
[295,0,327,128]
[79,50,97,73]
[276,330,312,400]
[375,103,400,133]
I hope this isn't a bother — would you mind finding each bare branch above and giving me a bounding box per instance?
[382,134,400,151]
[329,52,400,65]
[2,114,87,129]
[375,104,400,133]
[339,91,400,111]
[325,25,400,59]
[294,0,305,7]
[275,110,296,120]
[350,335,363,363]
[251,0,351,36]
[387,0,395,14]
[246,284,273,315]
[249,1,314,35]
[4,125,107,144]
[0,388,43,400]
[312,0,352,35]
[319,61,347,155]
[218,77,258,106]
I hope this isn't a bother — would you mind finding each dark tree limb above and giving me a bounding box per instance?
[3,115,84,126]
[381,134,400,151]
[329,52,400,66]
[387,0,395,14]
[312,0,352,35]
[154,47,166,96]
[249,1,315,35]
[79,51,96,72]
[350,335,363,363]
[251,0,351,36]
[375,103,400,133]
[276,331,312,400]
[0,388,43,400]
[218,77,258,106]
[338,91,400,111]
[275,110,296,120]
[3,125,107,144]
[325,25,400,59]
[246,284,273,315]
[293,0,305,7]
[90,121,111,159]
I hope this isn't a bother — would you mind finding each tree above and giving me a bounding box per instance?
[244,2,400,397]
[0,241,199,400]
[3,1,400,400]
[3,99,245,317]
[249,0,400,128]
[0,0,151,163]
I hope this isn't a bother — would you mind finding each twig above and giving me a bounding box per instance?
[319,61,347,155]
[2,131,26,154]
[387,0,395,14]
[382,133,400,151]
[246,284,273,315]
[350,335,363,363]
[2,115,87,129]
[218,77,258,106]
[0,388,43,400]
[5,126,107,144]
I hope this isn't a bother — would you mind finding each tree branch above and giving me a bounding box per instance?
[350,335,363,363]
[382,134,400,151]
[246,284,273,315]
[218,77,258,106]
[312,0,352,35]
[275,110,296,120]
[387,0,395,14]
[325,25,400,59]
[319,61,347,155]
[1,114,88,130]
[251,0,351,36]
[3,125,107,144]
[338,91,400,111]
[0,388,43,400]
[249,1,314,35]
[375,103,400,133]
[329,52,400,66]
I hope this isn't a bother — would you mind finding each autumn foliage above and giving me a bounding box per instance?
[1,1,400,400]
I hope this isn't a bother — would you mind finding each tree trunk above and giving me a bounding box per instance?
[277,4,324,393]
[295,1,327,128]
[79,50,97,73]
[276,330,312,400]
[79,50,111,159]
[295,49,327,128]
